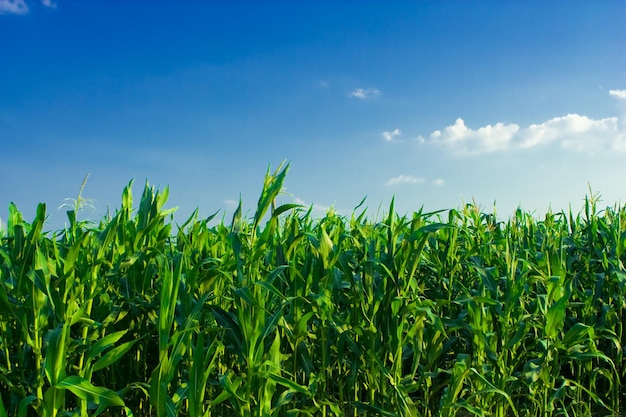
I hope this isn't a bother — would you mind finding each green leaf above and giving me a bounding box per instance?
[259,305,284,348]
[0,283,15,316]
[209,390,232,407]
[0,394,7,417]
[255,280,287,302]
[266,373,309,395]
[352,401,397,417]
[210,306,244,356]
[93,339,138,372]
[56,375,125,407]
[407,223,455,241]
[504,320,527,350]
[468,368,519,417]
[149,373,169,417]
[86,330,128,364]
[272,203,302,217]
[523,359,542,384]
[44,325,68,386]
[253,161,289,231]
[233,286,259,307]
[17,395,38,417]
[561,322,590,348]
[545,294,568,339]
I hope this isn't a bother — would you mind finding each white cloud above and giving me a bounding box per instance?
[518,114,618,152]
[42,0,56,8]
[433,178,445,186]
[425,118,519,156]
[609,90,626,99]
[382,128,401,142]
[386,175,425,186]
[319,80,329,88]
[349,88,380,99]
[0,0,28,14]
[422,102,625,156]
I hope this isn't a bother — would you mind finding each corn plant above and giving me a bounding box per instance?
[1,165,625,416]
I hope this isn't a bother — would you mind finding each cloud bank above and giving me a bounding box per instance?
[417,91,626,156]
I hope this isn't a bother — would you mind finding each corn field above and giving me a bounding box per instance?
[1,163,625,416]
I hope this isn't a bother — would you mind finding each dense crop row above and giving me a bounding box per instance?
[1,164,625,416]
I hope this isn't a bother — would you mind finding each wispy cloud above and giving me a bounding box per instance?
[385,175,425,186]
[0,0,28,14]
[382,128,401,142]
[433,178,445,186]
[223,199,240,209]
[293,197,337,215]
[418,91,626,156]
[349,88,380,100]
[0,0,56,14]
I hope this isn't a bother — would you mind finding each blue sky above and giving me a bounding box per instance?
[1,0,626,231]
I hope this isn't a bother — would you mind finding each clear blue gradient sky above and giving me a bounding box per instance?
[1,0,626,230]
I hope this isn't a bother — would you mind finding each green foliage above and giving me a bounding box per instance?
[1,165,625,416]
